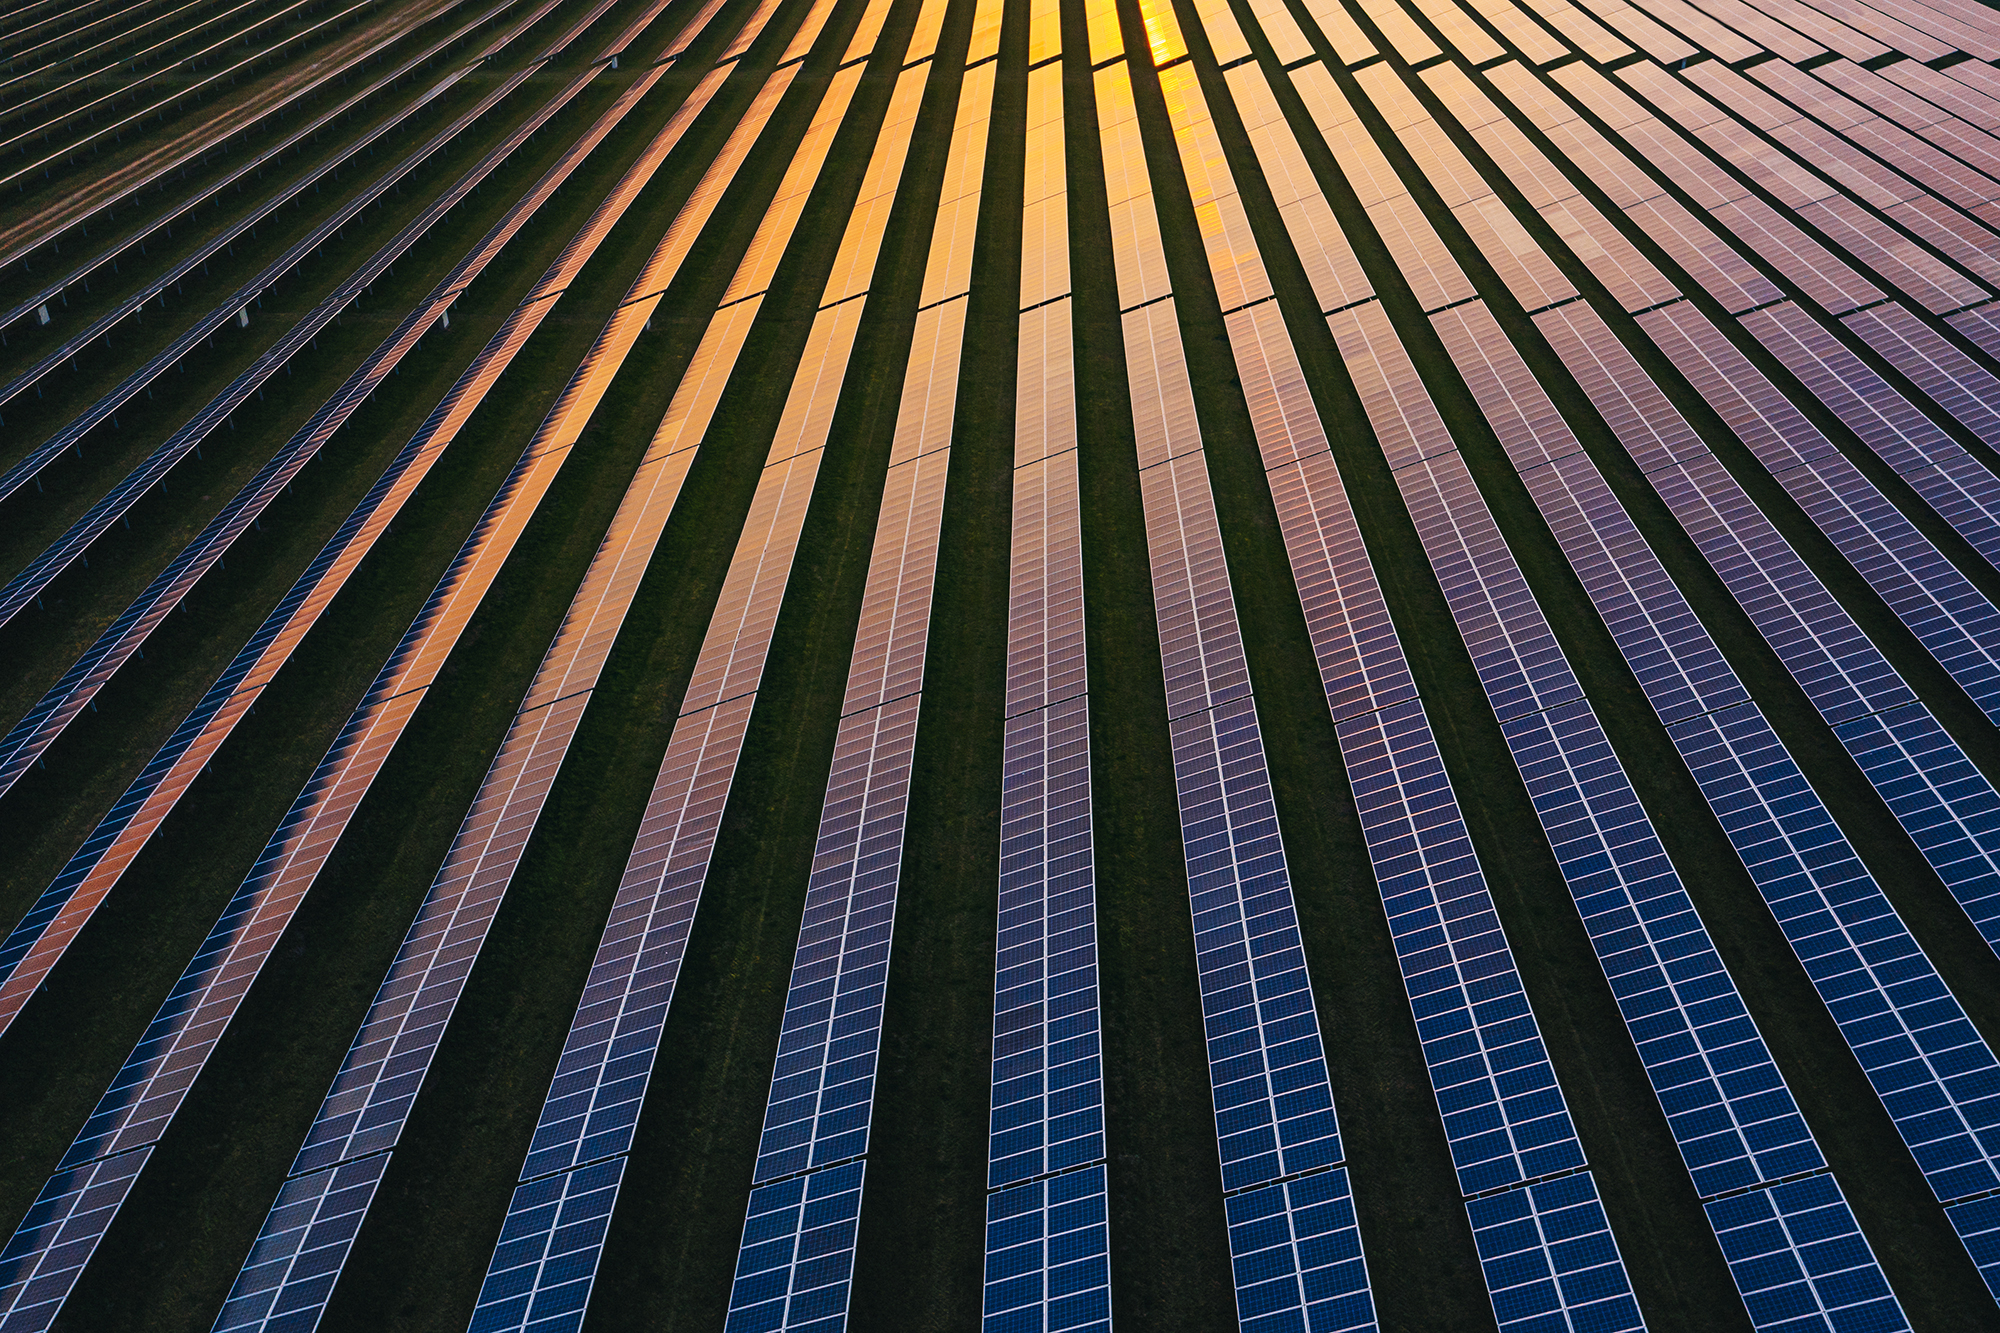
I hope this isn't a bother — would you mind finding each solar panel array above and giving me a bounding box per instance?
[207,13,826,1333]
[460,9,928,1327]
[724,27,991,1331]
[1307,53,1913,1314]
[13,0,2000,1324]
[1156,29,1649,1330]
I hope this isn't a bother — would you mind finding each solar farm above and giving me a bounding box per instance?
[3,0,2000,1322]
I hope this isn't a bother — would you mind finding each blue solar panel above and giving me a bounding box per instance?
[1745,303,2000,573]
[725,1161,866,1333]
[468,1158,625,1333]
[1945,1194,2000,1301]
[1668,701,2000,1205]
[1707,1176,1906,1332]
[1465,1175,1645,1333]
[1149,53,1640,1315]
[984,1168,1113,1333]
[990,696,1103,1193]
[752,694,919,1185]
[1098,53,1378,1332]
[1168,699,1344,1192]
[1226,1169,1375,1333]
[214,1156,391,1333]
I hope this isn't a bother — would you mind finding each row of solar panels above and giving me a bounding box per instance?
[10,0,2000,1322]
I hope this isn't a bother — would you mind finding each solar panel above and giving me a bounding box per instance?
[986,53,1113,1332]
[1464,1175,1645,1332]
[0,33,770,1040]
[1414,297,1910,1324]
[0,52,606,636]
[984,1167,1112,1333]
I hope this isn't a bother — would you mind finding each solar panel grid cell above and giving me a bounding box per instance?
[1225,1169,1372,1333]
[1300,0,1380,62]
[1292,63,1474,310]
[1245,0,1316,63]
[1567,0,1697,61]
[1668,63,1998,311]
[1621,0,1761,60]
[1463,1175,1644,1333]
[1477,0,1576,64]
